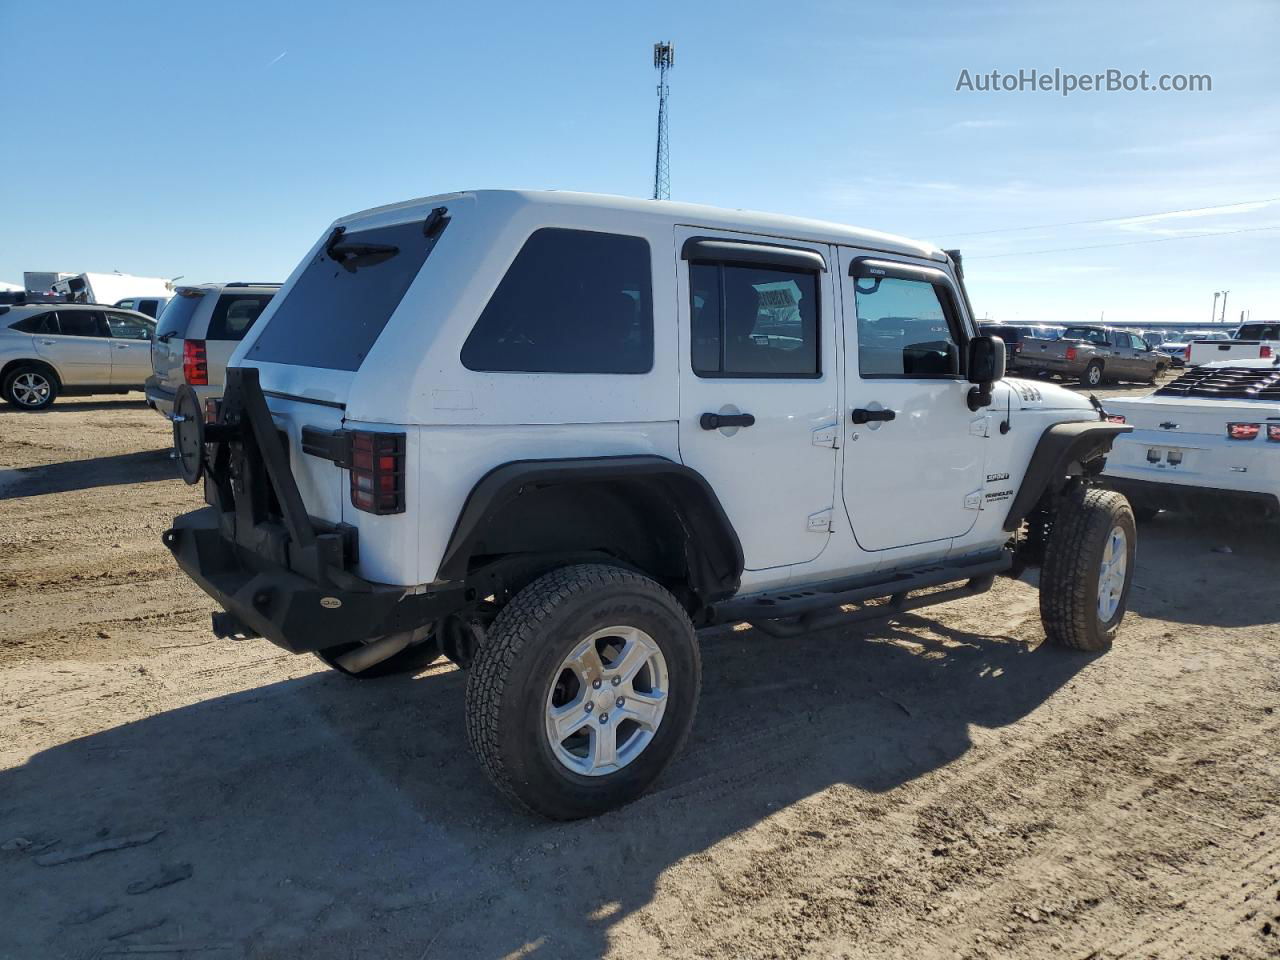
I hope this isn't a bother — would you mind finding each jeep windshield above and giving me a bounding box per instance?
[244,215,446,371]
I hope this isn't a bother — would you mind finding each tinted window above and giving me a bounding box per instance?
[247,219,441,371]
[1238,323,1280,340]
[462,229,653,374]
[206,294,273,341]
[690,262,818,377]
[56,310,105,337]
[136,298,162,319]
[9,312,55,334]
[854,277,959,377]
[106,312,153,339]
[156,291,205,341]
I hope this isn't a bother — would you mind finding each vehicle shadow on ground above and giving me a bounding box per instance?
[0,618,1096,959]
[1126,511,1280,627]
[0,449,176,500]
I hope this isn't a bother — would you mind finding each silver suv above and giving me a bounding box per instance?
[146,283,278,417]
[0,303,155,410]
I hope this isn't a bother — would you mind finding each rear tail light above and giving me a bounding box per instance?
[1262,345,1273,359]
[1065,346,1077,362]
[349,431,406,515]
[1013,342,1023,354]
[1184,345,1192,362]
[1227,422,1260,441]
[183,339,208,385]
[1268,425,1280,443]
[1104,414,1126,424]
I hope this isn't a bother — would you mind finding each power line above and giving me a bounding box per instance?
[935,197,1280,239]
[964,225,1280,259]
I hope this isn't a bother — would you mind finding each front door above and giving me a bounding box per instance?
[105,311,155,385]
[34,310,112,385]
[837,249,987,552]
[676,228,840,571]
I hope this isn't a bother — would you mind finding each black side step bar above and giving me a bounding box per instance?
[708,552,1012,627]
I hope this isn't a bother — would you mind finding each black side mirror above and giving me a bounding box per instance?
[966,335,1006,410]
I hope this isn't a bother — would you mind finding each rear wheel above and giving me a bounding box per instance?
[3,364,58,410]
[1080,361,1104,388]
[466,564,699,820]
[1040,487,1136,651]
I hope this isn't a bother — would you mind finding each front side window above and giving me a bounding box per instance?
[206,294,273,341]
[854,276,960,377]
[689,262,819,377]
[462,228,653,374]
[55,310,105,337]
[106,312,153,339]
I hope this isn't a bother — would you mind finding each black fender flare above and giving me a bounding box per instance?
[437,455,745,603]
[1003,421,1132,532]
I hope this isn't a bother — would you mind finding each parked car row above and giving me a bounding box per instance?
[0,303,157,409]
[0,284,278,412]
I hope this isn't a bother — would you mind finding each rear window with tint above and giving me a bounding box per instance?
[156,292,205,341]
[1238,323,1280,340]
[245,220,440,371]
[206,293,273,341]
[461,228,653,374]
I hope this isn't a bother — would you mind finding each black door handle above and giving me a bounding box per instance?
[851,408,896,424]
[700,412,756,430]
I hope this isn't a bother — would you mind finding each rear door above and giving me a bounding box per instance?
[152,290,207,390]
[838,250,986,551]
[34,310,111,385]
[105,310,155,385]
[675,228,840,570]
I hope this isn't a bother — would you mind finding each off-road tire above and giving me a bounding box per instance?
[466,564,699,820]
[3,363,59,411]
[1040,486,1136,652]
[313,634,442,679]
[1080,361,1104,388]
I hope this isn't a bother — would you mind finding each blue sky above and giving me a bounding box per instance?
[2,0,1276,325]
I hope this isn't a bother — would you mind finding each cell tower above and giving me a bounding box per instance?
[652,41,674,201]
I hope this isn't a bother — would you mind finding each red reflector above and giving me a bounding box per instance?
[1065,346,1077,362]
[347,430,406,514]
[183,340,208,386]
[1269,425,1280,442]
[1227,422,1260,440]
[203,398,221,423]
[1104,414,1126,424]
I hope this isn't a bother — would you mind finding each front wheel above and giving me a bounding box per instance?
[466,564,699,819]
[1040,487,1136,651]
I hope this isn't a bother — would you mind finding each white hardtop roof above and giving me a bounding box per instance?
[337,189,948,263]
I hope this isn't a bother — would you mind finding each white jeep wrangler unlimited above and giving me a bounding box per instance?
[164,190,1135,819]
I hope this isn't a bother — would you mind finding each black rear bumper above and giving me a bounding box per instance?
[164,507,466,652]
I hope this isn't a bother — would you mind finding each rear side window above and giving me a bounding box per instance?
[156,292,205,341]
[56,310,105,337]
[206,294,273,341]
[1238,323,1280,340]
[462,229,653,374]
[690,262,819,377]
[9,312,55,334]
[246,219,442,371]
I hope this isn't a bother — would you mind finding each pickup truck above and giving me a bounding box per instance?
[1186,322,1280,367]
[1016,325,1168,387]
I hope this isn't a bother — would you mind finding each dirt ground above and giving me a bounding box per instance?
[1,382,1278,960]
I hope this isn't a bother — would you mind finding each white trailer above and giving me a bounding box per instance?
[51,272,172,306]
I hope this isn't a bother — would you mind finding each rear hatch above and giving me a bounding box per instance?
[151,288,207,390]
[232,209,450,533]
